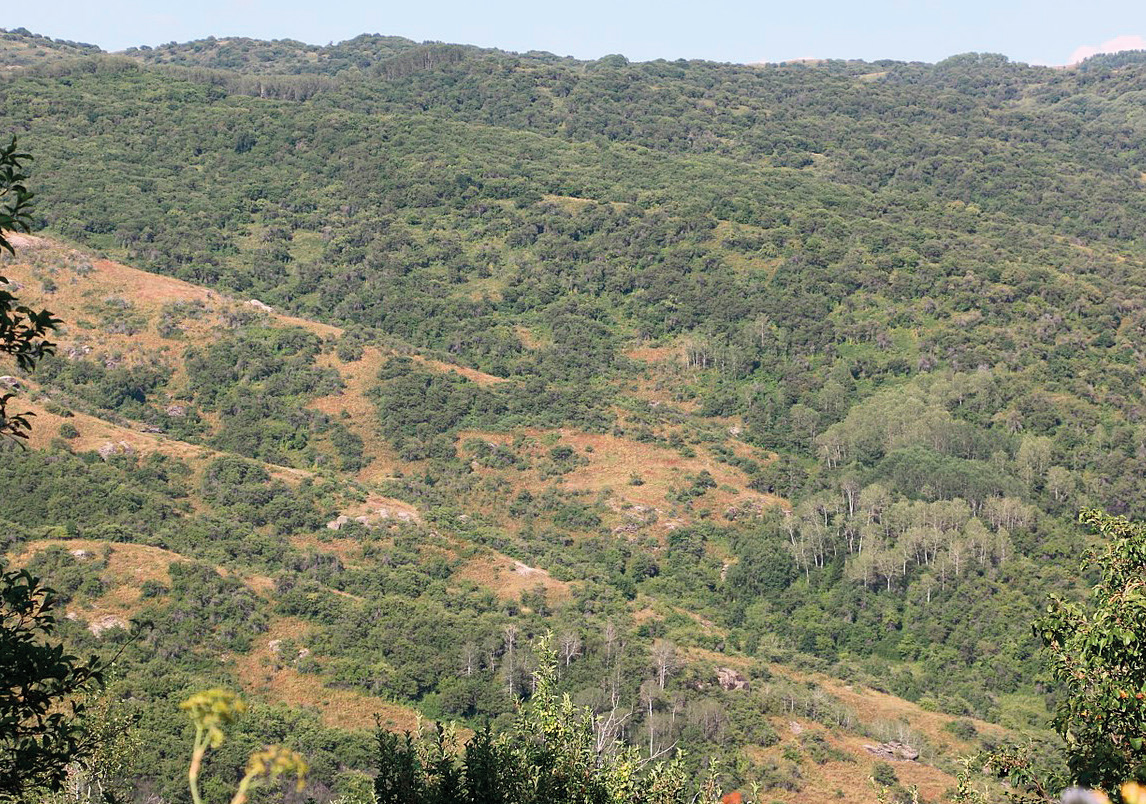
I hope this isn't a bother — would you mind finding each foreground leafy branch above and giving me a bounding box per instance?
[0,137,59,441]
[1037,510,1146,794]
[0,569,104,801]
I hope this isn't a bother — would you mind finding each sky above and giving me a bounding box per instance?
[8,0,1146,66]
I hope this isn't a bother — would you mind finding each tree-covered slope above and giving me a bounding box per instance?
[2,28,1145,801]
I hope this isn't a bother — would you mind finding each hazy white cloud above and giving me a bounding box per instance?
[1068,34,1146,66]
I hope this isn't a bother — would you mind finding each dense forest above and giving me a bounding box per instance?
[2,25,1146,803]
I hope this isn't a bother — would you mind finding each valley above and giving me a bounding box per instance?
[3,26,1146,803]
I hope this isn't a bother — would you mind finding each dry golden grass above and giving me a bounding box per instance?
[514,325,545,350]
[1,236,980,780]
[417,355,506,386]
[10,538,182,585]
[235,618,421,732]
[745,720,957,804]
[310,346,399,481]
[458,428,783,533]
[16,390,312,489]
[624,342,685,363]
[682,646,751,669]
[454,552,572,604]
[771,663,1004,755]
[310,341,503,482]
[8,539,185,631]
[3,235,497,447]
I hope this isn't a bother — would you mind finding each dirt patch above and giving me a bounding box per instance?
[15,391,311,488]
[9,539,186,627]
[771,664,1005,755]
[789,726,952,804]
[454,553,572,604]
[235,618,420,732]
[624,342,685,364]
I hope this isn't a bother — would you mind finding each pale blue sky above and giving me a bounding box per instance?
[10,0,1146,66]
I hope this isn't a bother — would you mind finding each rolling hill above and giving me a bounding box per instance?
[4,26,1146,801]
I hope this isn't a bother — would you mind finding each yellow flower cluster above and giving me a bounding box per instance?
[179,689,248,748]
[245,745,309,791]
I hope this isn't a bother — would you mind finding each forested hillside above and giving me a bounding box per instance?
[2,26,1146,802]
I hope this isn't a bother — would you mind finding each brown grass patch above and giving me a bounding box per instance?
[1,236,507,496]
[8,538,186,627]
[454,553,572,604]
[16,391,311,488]
[310,346,400,481]
[456,428,783,533]
[771,664,1005,755]
[682,646,751,669]
[235,618,420,732]
[416,356,506,386]
[750,719,957,804]
[624,342,685,364]
[514,325,545,350]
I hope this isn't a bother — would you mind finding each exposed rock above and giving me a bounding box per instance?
[89,615,128,636]
[70,549,91,559]
[378,507,416,523]
[0,375,21,390]
[328,504,419,531]
[245,299,274,313]
[788,721,804,735]
[716,667,750,691]
[98,441,135,460]
[863,741,919,761]
[724,498,772,521]
[65,344,93,360]
[165,404,187,417]
[141,425,164,433]
[268,639,282,655]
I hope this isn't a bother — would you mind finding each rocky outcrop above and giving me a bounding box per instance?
[863,741,919,761]
[98,441,135,460]
[716,667,750,691]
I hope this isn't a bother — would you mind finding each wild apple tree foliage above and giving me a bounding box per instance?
[1038,509,1146,791]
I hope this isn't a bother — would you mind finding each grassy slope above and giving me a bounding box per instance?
[0,234,1006,800]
